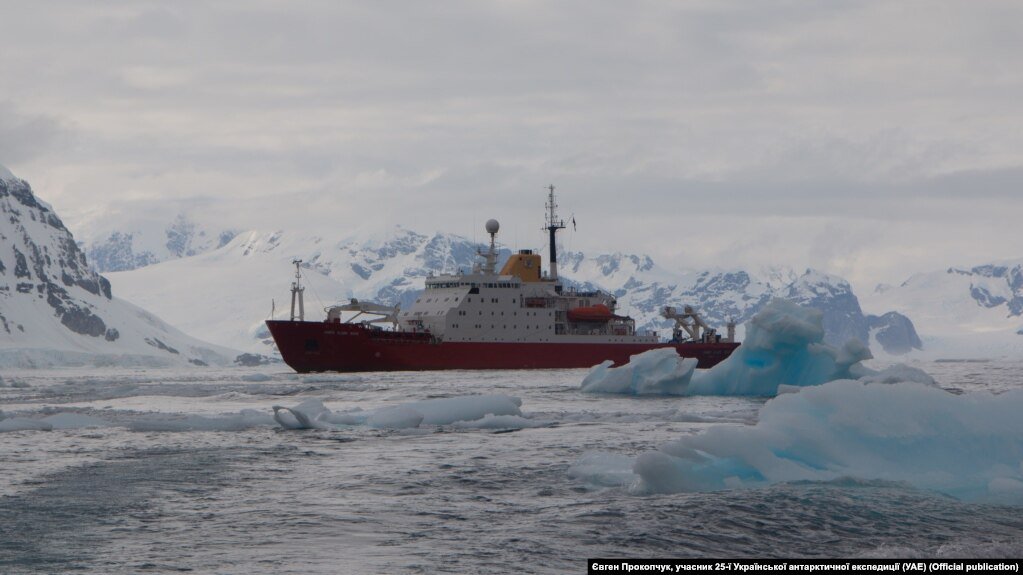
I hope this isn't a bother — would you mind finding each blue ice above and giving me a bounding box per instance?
[582,298,894,396]
[631,379,1023,504]
[573,299,1023,504]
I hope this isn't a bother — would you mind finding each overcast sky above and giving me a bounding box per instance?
[2,0,1022,293]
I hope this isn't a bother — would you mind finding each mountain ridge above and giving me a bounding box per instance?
[0,165,239,367]
[102,225,921,357]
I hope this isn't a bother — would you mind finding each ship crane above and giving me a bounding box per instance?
[326,298,399,329]
[661,305,736,343]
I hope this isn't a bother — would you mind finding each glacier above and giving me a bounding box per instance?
[863,258,1023,359]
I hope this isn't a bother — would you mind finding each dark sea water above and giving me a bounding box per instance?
[1,360,1021,574]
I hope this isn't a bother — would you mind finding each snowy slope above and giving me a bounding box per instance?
[107,231,354,353]
[107,227,514,352]
[864,259,1023,358]
[0,166,238,367]
[107,225,919,356]
[74,207,238,272]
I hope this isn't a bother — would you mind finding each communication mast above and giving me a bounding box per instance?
[479,219,500,275]
[543,184,565,281]
[290,259,305,321]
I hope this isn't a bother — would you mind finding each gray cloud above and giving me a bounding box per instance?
[2,0,1022,292]
[0,103,70,164]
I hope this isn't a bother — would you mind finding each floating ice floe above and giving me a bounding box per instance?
[571,379,1023,504]
[572,301,1023,504]
[0,394,533,434]
[271,394,529,430]
[452,414,549,430]
[626,379,1023,504]
[581,298,934,396]
[581,348,698,395]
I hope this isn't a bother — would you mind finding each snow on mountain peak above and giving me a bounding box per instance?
[0,163,16,182]
[862,257,1023,358]
[99,223,923,357]
[0,173,237,367]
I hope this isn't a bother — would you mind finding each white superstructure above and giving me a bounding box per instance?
[394,217,655,343]
[326,187,733,346]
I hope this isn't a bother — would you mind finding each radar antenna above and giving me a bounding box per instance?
[478,219,500,275]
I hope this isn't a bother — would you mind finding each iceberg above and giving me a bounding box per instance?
[574,299,1023,504]
[580,349,697,395]
[630,379,1023,504]
[582,298,876,396]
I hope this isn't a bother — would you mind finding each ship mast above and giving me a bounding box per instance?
[482,219,500,274]
[290,259,305,321]
[543,184,565,281]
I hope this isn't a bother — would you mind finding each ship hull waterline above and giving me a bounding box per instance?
[267,320,739,373]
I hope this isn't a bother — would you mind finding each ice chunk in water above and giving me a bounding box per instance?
[397,395,522,425]
[630,380,1023,504]
[367,407,425,429]
[574,299,1022,503]
[273,394,525,430]
[582,299,874,396]
[581,349,697,395]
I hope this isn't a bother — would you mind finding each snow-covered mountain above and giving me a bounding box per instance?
[0,166,238,367]
[84,213,236,272]
[76,209,237,272]
[864,259,1023,358]
[104,225,919,356]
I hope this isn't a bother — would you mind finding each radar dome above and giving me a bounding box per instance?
[485,219,500,234]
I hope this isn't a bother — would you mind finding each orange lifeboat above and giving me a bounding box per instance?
[567,304,613,323]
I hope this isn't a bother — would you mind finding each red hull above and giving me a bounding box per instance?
[266,320,739,373]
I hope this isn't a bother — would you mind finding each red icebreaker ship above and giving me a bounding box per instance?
[267,186,739,372]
